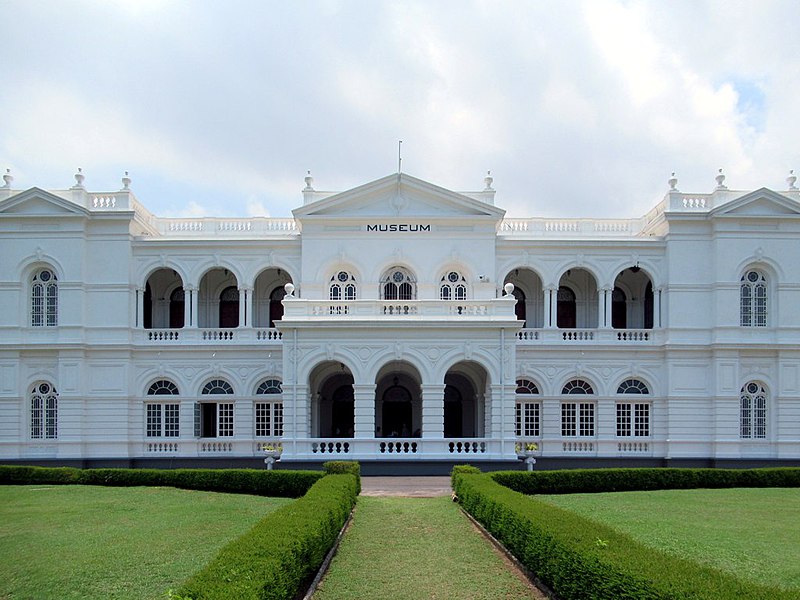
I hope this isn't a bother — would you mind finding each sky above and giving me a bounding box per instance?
[1,0,798,219]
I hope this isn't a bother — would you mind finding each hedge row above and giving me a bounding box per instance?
[492,467,800,495]
[0,465,323,498]
[176,472,359,600]
[452,470,797,600]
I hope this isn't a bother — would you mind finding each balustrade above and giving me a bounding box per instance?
[562,441,594,452]
[311,440,351,454]
[562,330,594,341]
[448,440,486,454]
[618,441,649,452]
[145,441,179,453]
[200,441,233,452]
[379,440,418,454]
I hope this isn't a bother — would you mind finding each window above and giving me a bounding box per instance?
[146,380,179,437]
[31,269,58,327]
[330,271,357,300]
[616,379,650,395]
[740,270,767,327]
[440,271,467,300]
[562,379,594,395]
[740,382,767,439]
[196,379,234,437]
[616,403,650,437]
[30,383,57,439]
[562,379,594,437]
[515,379,540,437]
[381,267,416,300]
[255,379,283,437]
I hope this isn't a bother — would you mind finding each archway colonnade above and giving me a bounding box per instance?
[304,359,492,440]
[504,265,661,329]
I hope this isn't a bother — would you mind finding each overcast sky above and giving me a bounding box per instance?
[1,0,798,218]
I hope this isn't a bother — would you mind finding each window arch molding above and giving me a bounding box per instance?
[515,379,540,395]
[438,269,469,301]
[140,263,190,290]
[255,378,283,395]
[30,381,58,440]
[146,379,180,396]
[30,266,59,327]
[200,378,235,395]
[740,380,768,439]
[561,378,595,395]
[616,378,651,395]
[329,270,358,301]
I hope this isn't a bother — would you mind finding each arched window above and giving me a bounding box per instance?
[740,382,767,439]
[147,380,180,395]
[381,267,416,300]
[30,382,57,439]
[562,379,594,395]
[255,379,283,437]
[31,269,58,327]
[330,271,357,301]
[202,379,234,395]
[515,379,540,437]
[440,271,467,300]
[616,379,650,437]
[146,380,179,438]
[740,270,767,327]
[561,379,593,437]
[616,379,649,394]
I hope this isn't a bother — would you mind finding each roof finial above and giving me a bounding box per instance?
[787,169,798,191]
[121,171,131,190]
[714,168,727,190]
[303,170,314,191]
[2,168,12,188]
[74,167,85,188]
[668,172,678,191]
[484,170,494,191]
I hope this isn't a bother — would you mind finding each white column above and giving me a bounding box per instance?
[183,287,193,328]
[244,287,254,328]
[598,288,608,328]
[353,383,376,439]
[238,288,247,327]
[604,288,613,328]
[544,287,555,328]
[190,286,199,327]
[421,383,445,438]
[136,287,144,328]
[654,287,662,328]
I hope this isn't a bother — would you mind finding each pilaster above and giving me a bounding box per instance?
[421,383,445,438]
[353,383,376,438]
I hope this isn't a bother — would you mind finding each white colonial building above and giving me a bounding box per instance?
[1,167,799,470]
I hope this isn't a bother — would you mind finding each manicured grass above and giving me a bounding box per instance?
[538,487,800,590]
[313,496,538,600]
[0,485,292,599]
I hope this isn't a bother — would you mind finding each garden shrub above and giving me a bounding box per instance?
[322,460,361,494]
[0,465,323,498]
[453,470,798,599]
[177,473,359,600]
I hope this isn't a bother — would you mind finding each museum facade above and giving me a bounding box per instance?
[1,168,799,468]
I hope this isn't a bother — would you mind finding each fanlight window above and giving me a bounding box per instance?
[330,271,357,301]
[562,379,594,395]
[515,379,540,394]
[381,267,416,300]
[440,271,467,300]
[256,379,283,394]
[201,379,234,395]
[147,380,180,395]
[31,269,58,327]
[31,382,58,439]
[740,382,767,439]
[616,379,650,395]
[740,270,767,327]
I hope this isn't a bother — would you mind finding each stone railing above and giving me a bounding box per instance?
[516,328,661,344]
[153,217,299,237]
[283,298,517,320]
[137,327,283,344]
[499,218,646,237]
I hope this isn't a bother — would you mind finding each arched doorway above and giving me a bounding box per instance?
[309,362,355,438]
[198,268,239,328]
[612,267,654,329]
[443,362,488,438]
[375,363,422,438]
[254,268,293,328]
[143,269,184,329]
[504,268,543,328]
[557,268,598,328]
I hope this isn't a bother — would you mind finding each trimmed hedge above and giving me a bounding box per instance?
[322,460,361,494]
[0,465,323,498]
[453,469,798,599]
[492,467,800,495]
[177,473,359,600]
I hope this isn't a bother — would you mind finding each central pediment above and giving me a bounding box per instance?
[293,173,505,220]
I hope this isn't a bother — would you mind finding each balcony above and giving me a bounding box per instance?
[516,328,662,345]
[135,327,282,345]
[281,298,518,322]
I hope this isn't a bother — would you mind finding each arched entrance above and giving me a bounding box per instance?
[309,362,354,438]
[198,268,239,328]
[613,267,654,329]
[443,362,488,438]
[143,268,184,329]
[375,362,421,438]
[504,268,543,328]
[254,268,293,328]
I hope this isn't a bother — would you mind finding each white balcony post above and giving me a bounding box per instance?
[544,287,555,328]
[603,288,612,328]
[654,286,662,328]
[237,288,247,327]
[190,286,199,328]
[421,383,445,438]
[353,383,376,439]
[136,287,144,328]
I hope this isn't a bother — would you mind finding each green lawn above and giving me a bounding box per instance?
[0,485,292,599]
[538,487,800,590]
[313,496,538,600]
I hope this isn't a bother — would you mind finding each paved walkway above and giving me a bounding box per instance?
[360,476,453,497]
